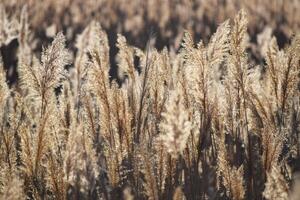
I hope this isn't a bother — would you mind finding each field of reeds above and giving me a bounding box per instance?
[0,1,300,199]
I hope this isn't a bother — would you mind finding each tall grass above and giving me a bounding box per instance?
[0,4,299,200]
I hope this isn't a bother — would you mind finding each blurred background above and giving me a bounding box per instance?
[1,0,300,83]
